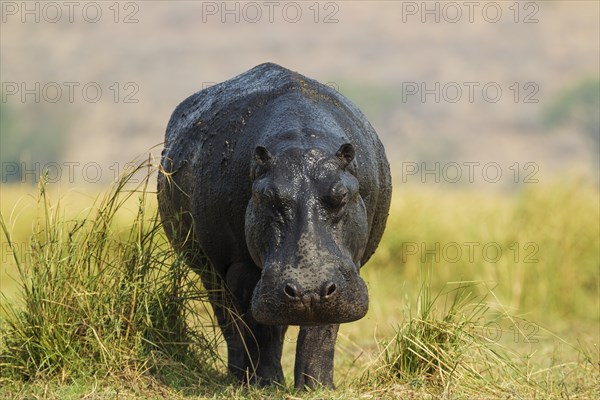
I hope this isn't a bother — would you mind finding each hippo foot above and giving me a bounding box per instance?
[232,367,285,387]
[294,372,335,390]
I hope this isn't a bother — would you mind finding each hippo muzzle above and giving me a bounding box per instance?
[251,259,369,326]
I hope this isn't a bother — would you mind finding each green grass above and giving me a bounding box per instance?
[0,162,224,391]
[0,161,598,399]
[365,273,597,398]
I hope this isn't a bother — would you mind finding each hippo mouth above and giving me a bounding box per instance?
[250,271,369,326]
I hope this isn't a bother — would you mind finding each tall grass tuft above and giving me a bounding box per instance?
[365,265,598,399]
[0,159,224,388]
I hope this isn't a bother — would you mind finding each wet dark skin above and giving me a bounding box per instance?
[158,63,391,389]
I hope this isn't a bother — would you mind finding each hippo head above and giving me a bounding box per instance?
[245,141,369,326]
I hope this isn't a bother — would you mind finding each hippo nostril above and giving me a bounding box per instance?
[323,282,338,299]
[284,283,299,299]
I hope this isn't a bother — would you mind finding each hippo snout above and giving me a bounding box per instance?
[251,265,369,326]
[282,281,339,318]
[283,281,338,302]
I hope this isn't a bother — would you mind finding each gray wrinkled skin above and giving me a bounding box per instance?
[158,63,391,389]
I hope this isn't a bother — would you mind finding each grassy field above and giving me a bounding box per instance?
[0,164,598,399]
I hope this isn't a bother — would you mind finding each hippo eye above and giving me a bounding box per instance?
[255,185,292,215]
[324,188,349,211]
[252,180,275,203]
[261,188,278,201]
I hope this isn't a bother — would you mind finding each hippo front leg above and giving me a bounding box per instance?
[294,324,339,389]
[225,262,287,386]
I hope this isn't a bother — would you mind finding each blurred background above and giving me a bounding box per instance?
[1,1,598,187]
[1,0,599,380]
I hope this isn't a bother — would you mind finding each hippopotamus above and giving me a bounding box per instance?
[157,63,391,389]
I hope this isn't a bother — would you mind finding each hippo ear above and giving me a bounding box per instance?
[336,143,355,167]
[254,146,272,166]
